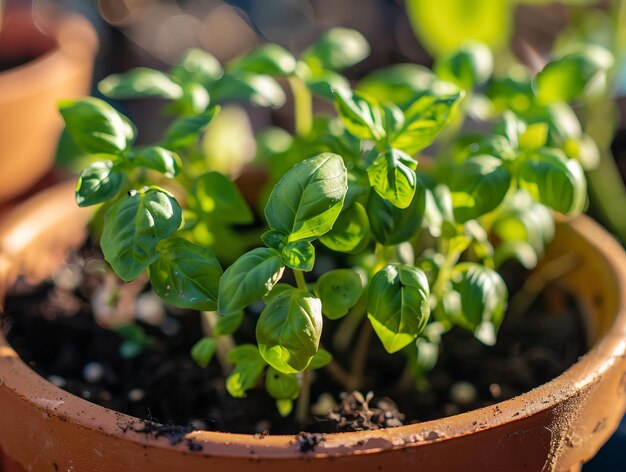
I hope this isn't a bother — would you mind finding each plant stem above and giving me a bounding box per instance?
[200,311,234,374]
[295,368,312,425]
[347,319,373,391]
[288,76,313,137]
[293,269,308,291]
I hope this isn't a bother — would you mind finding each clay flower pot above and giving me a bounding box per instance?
[0,4,98,207]
[1,182,626,471]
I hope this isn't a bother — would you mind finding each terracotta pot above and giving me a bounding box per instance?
[0,3,98,206]
[1,182,626,472]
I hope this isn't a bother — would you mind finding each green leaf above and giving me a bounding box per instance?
[517,149,586,215]
[494,240,538,269]
[59,98,134,154]
[434,42,493,90]
[211,73,286,108]
[230,44,297,76]
[437,263,507,345]
[265,367,300,401]
[265,153,348,242]
[166,82,210,115]
[281,241,315,272]
[406,0,513,57]
[449,155,512,223]
[276,399,294,417]
[218,248,284,315]
[98,68,183,100]
[171,48,223,87]
[367,180,427,245]
[149,237,222,311]
[357,64,436,109]
[533,46,613,104]
[367,264,430,353]
[319,202,370,254]
[261,230,288,252]
[129,146,182,178]
[367,149,417,209]
[162,108,219,150]
[390,87,463,154]
[101,188,182,282]
[301,27,370,71]
[305,69,350,100]
[192,171,253,224]
[309,348,333,369]
[75,160,123,207]
[519,123,549,152]
[226,344,267,397]
[256,289,323,374]
[191,337,217,368]
[214,312,244,337]
[333,89,386,141]
[315,269,363,320]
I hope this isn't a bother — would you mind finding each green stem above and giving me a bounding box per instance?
[295,368,312,425]
[431,247,460,298]
[288,76,313,137]
[200,311,234,375]
[347,319,373,391]
[293,269,308,291]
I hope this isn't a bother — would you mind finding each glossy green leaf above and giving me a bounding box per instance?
[211,73,286,108]
[437,263,507,345]
[533,46,613,104]
[305,69,350,100]
[256,289,322,374]
[265,367,300,401]
[494,240,538,269]
[519,123,549,152]
[75,160,123,207]
[192,171,253,224]
[265,153,347,242]
[517,149,586,215]
[191,337,217,368]
[301,27,370,71]
[162,108,219,150]
[367,264,430,353]
[390,88,462,154]
[166,83,211,115]
[309,347,333,369]
[226,344,267,397]
[130,146,182,178]
[367,149,417,209]
[357,64,436,109]
[59,98,134,154]
[149,237,222,310]
[434,42,493,90]
[261,230,288,252]
[367,181,427,245]
[449,155,512,223]
[315,269,363,320]
[218,248,284,315]
[406,0,512,56]
[319,202,370,254]
[333,89,386,141]
[171,48,223,87]
[214,312,244,337]
[230,44,297,76]
[101,188,182,282]
[281,241,315,272]
[99,68,183,100]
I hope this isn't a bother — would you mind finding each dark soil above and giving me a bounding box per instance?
[1,243,587,435]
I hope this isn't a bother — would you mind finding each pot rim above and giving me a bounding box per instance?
[1,182,625,460]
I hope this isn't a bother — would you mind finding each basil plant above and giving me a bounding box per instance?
[60,30,593,422]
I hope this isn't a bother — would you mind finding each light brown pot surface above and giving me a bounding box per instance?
[0,4,98,204]
[1,182,626,472]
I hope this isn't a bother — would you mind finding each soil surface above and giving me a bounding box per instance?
[1,243,587,435]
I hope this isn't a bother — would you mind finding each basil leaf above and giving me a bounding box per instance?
[306,69,350,100]
[98,68,183,100]
[230,44,297,76]
[367,180,427,245]
[367,149,417,209]
[494,240,538,269]
[367,264,430,353]
[226,344,267,397]
[434,42,493,90]
[101,188,182,282]
[171,48,223,87]
[129,146,182,178]
[162,108,219,150]
[437,263,507,346]
[357,64,436,109]
[75,160,123,207]
[315,269,363,320]
[449,155,512,223]
[281,240,315,272]
[265,153,348,242]
[256,289,323,374]
[211,73,286,108]
[218,248,284,315]
[192,171,253,224]
[261,230,288,252]
[214,312,244,337]
[191,337,217,368]
[309,347,333,369]
[301,27,369,71]
[517,149,586,215]
[265,367,300,399]
[166,82,210,115]
[319,202,370,254]
[519,123,549,152]
[149,237,222,311]
[59,98,133,154]
[333,89,386,141]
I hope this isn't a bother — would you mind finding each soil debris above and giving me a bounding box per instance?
[127,419,204,452]
[326,391,405,431]
[296,431,326,452]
